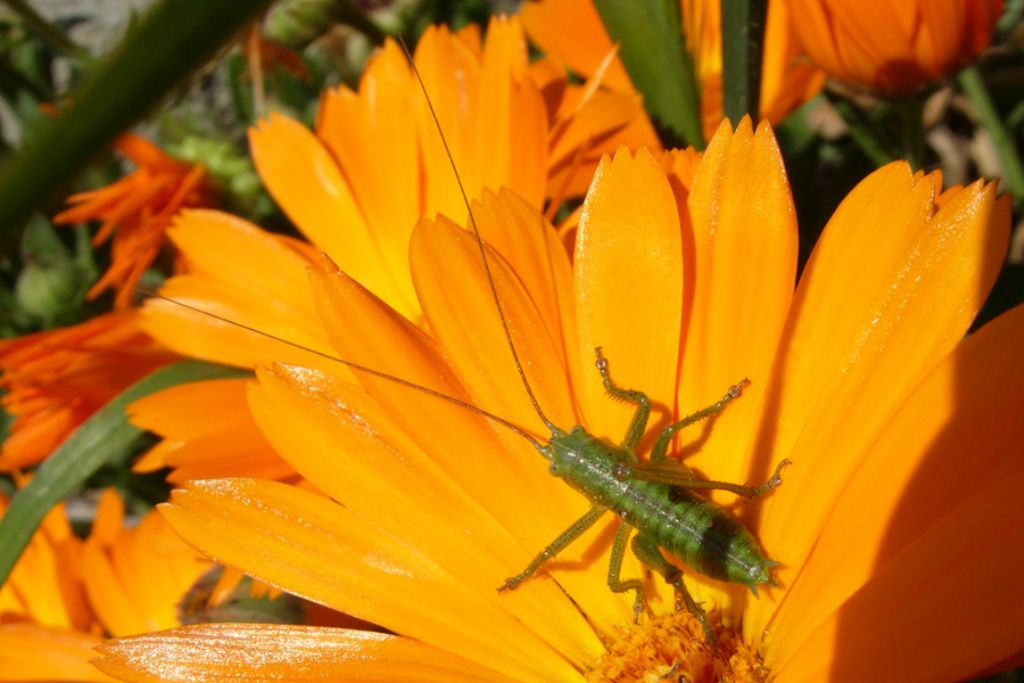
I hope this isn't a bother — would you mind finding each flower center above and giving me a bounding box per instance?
[588,610,769,682]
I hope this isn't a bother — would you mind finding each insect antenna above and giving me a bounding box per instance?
[138,288,544,450]
[398,35,560,436]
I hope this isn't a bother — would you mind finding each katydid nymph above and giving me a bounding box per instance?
[147,36,789,649]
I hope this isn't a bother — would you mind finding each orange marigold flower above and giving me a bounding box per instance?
[0,489,211,681]
[0,311,176,471]
[97,120,1021,681]
[54,134,215,309]
[788,0,1004,94]
[521,0,825,139]
[131,18,656,483]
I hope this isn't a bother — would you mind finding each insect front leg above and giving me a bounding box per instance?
[650,379,750,463]
[499,505,606,592]
[631,533,715,647]
[594,347,650,449]
[607,522,645,623]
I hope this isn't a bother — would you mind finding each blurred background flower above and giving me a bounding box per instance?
[788,0,1004,94]
[521,0,825,139]
[0,488,210,681]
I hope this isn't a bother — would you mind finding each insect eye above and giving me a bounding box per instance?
[548,463,561,476]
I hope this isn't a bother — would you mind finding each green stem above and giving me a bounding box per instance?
[895,95,925,170]
[2,0,95,65]
[830,95,894,167]
[593,0,704,149]
[958,65,1024,202]
[721,0,767,127]
[0,0,274,243]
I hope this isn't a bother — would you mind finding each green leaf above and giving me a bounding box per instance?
[958,65,1024,203]
[721,0,767,126]
[593,0,703,149]
[0,0,274,245]
[0,360,247,586]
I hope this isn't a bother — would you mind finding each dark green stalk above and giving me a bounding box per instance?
[593,0,704,149]
[721,0,767,127]
[0,0,274,243]
[958,65,1024,202]
[830,95,894,167]
[2,0,94,65]
[895,95,925,170]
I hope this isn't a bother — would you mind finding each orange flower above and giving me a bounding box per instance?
[788,0,1004,93]
[132,17,655,483]
[96,121,1021,680]
[0,311,177,471]
[521,0,825,139]
[54,134,215,309]
[0,489,211,681]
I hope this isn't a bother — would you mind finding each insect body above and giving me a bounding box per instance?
[498,347,788,645]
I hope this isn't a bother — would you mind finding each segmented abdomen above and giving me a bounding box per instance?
[618,479,766,585]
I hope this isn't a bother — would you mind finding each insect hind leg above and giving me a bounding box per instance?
[632,534,715,647]
[620,458,792,498]
[607,522,645,623]
[594,347,650,449]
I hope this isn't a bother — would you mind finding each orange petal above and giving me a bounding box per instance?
[765,303,1024,661]
[249,114,416,318]
[128,378,291,482]
[141,209,333,372]
[678,119,797,488]
[248,363,604,667]
[412,24,481,223]
[573,147,683,440]
[91,488,125,545]
[81,539,150,637]
[307,260,633,632]
[82,510,209,637]
[306,261,521,512]
[0,623,112,681]
[520,0,632,91]
[773,473,1024,682]
[748,168,1010,634]
[474,16,548,209]
[410,202,577,438]
[316,40,421,319]
[160,479,586,681]
[473,189,580,386]
[95,624,507,682]
[4,504,89,630]
[415,17,547,219]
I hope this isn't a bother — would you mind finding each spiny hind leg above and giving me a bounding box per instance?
[620,459,792,498]
[500,505,606,592]
[651,379,750,463]
[594,347,650,450]
[607,522,645,623]
[631,534,715,647]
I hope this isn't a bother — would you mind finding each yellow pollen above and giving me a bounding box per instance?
[587,610,769,683]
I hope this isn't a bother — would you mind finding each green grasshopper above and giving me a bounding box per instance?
[495,346,788,645]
